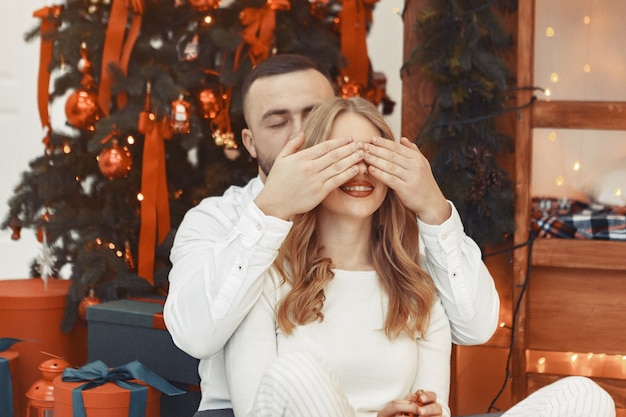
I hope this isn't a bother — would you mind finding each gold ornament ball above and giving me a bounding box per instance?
[98,142,133,180]
[198,88,221,119]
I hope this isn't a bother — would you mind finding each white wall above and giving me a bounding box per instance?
[0,1,404,279]
[0,0,45,279]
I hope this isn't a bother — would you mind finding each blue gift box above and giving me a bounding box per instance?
[86,299,200,417]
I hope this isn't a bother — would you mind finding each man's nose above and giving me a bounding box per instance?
[293,116,303,136]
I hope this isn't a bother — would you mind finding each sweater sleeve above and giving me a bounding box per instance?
[412,298,452,417]
[224,271,280,417]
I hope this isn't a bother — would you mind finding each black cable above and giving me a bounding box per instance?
[486,230,536,413]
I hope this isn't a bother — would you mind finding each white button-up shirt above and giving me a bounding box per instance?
[163,176,500,411]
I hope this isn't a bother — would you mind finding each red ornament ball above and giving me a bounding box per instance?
[98,141,133,180]
[78,289,101,321]
[188,0,220,12]
[65,88,101,130]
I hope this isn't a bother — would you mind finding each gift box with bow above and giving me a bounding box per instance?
[53,360,184,417]
[0,338,21,417]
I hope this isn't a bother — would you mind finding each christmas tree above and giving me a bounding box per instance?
[408,0,518,247]
[2,0,391,331]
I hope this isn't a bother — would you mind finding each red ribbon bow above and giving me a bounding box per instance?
[99,0,144,115]
[137,111,172,285]
[339,0,377,86]
[239,0,291,65]
[33,5,63,134]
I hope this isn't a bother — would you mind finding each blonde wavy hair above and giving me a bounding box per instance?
[275,97,437,340]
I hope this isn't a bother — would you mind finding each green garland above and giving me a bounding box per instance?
[407,0,517,248]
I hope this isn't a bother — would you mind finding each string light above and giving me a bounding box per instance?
[550,72,559,83]
[555,176,564,186]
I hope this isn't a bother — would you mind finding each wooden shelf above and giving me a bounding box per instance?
[531,238,626,270]
[532,100,626,130]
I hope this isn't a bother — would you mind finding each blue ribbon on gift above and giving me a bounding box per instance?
[61,360,185,417]
[0,338,22,417]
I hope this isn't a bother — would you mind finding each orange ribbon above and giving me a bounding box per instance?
[339,0,372,86]
[99,0,143,115]
[137,111,172,285]
[239,0,290,65]
[33,5,63,133]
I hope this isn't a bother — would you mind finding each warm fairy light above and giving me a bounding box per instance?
[499,321,506,328]
[137,193,144,201]
[549,131,557,141]
[116,250,123,257]
[537,356,546,373]
[127,135,135,145]
[570,353,579,362]
[587,352,594,359]
[96,238,102,245]
[555,176,565,186]
[393,6,399,13]
[584,15,591,25]
[63,144,71,154]
[544,89,551,97]
[550,72,559,83]
[546,27,555,37]
[108,243,115,250]
[572,161,581,171]
[614,188,623,198]
[583,64,591,73]
[204,15,212,25]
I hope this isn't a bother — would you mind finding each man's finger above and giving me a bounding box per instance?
[278,132,306,157]
[305,136,355,159]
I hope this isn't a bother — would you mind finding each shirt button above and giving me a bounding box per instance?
[256,224,262,231]
[441,234,447,240]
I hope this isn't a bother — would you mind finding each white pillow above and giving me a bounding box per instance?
[584,159,626,207]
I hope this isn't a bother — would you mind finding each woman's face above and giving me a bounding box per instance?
[318,111,389,222]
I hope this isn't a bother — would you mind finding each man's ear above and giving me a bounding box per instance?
[241,128,258,158]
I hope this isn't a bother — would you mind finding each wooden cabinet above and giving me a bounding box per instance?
[513,1,626,414]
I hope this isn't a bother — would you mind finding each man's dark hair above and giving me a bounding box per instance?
[241,54,333,104]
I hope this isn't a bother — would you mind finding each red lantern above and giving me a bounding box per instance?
[170,94,191,134]
[26,357,70,417]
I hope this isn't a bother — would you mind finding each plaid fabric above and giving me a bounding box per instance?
[531,198,626,240]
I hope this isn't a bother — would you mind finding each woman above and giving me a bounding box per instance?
[225,96,452,417]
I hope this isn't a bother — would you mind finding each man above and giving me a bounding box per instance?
[164,54,500,416]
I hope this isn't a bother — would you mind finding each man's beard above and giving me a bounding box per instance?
[257,154,274,178]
